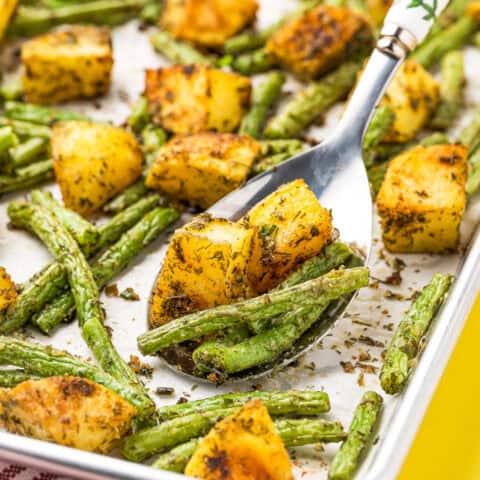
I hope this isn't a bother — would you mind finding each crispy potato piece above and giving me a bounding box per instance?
[467,1,480,20]
[0,0,18,44]
[185,399,293,480]
[380,60,439,143]
[242,179,333,293]
[146,65,208,135]
[0,376,136,453]
[266,5,373,80]
[21,26,113,105]
[377,144,468,253]
[52,121,143,217]
[366,0,392,26]
[149,214,254,328]
[0,267,16,311]
[146,132,260,209]
[160,0,258,48]
[207,69,253,134]
[145,65,251,134]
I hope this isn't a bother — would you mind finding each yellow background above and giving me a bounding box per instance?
[398,295,480,480]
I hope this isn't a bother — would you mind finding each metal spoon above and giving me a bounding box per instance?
[156,0,449,382]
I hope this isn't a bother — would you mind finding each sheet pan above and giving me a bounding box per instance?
[0,3,479,478]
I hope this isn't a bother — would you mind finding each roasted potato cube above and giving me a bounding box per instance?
[266,5,373,80]
[149,214,254,328]
[160,0,258,48]
[145,65,251,134]
[21,26,113,105]
[146,132,260,209]
[185,399,293,480]
[207,69,253,133]
[0,267,16,311]
[381,60,439,143]
[0,376,136,453]
[146,65,208,135]
[242,179,333,293]
[467,1,480,20]
[0,0,18,44]
[52,121,143,217]
[377,144,468,253]
[366,0,393,26]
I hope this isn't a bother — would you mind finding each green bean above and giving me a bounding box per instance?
[0,159,54,195]
[231,48,276,75]
[7,201,155,418]
[0,370,38,388]
[30,190,99,252]
[264,60,363,138]
[4,101,88,125]
[138,267,369,355]
[0,336,151,413]
[7,0,148,38]
[0,118,51,139]
[409,17,478,69]
[380,273,452,394]
[329,391,383,480]
[32,207,180,334]
[430,51,465,129]
[128,96,150,135]
[150,30,213,65]
[239,72,285,138]
[8,138,49,168]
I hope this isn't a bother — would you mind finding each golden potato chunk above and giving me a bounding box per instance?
[0,376,136,453]
[160,0,258,48]
[145,65,251,134]
[467,1,480,20]
[366,0,393,26]
[381,60,439,143]
[52,121,143,217]
[266,5,373,80]
[186,399,293,480]
[0,267,16,311]
[377,144,468,253]
[242,179,333,293]
[146,132,260,209]
[149,214,254,328]
[0,0,18,44]
[21,26,113,105]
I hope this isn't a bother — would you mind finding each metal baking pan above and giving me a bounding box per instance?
[0,226,478,480]
[0,3,479,478]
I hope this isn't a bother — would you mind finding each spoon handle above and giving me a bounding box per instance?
[333,0,449,148]
[384,0,450,45]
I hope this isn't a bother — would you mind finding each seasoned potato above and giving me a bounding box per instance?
[149,214,254,328]
[206,69,253,133]
[160,0,258,48]
[185,399,293,480]
[0,376,136,453]
[380,60,439,143]
[467,1,480,20]
[0,267,16,311]
[366,0,393,26]
[0,0,17,44]
[52,121,143,217]
[145,65,251,134]
[266,5,373,80]
[242,179,333,293]
[146,132,260,209]
[377,144,468,253]
[21,26,113,105]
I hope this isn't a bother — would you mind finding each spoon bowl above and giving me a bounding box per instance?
[152,0,450,381]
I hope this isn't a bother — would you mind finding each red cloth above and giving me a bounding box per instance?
[0,463,65,480]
